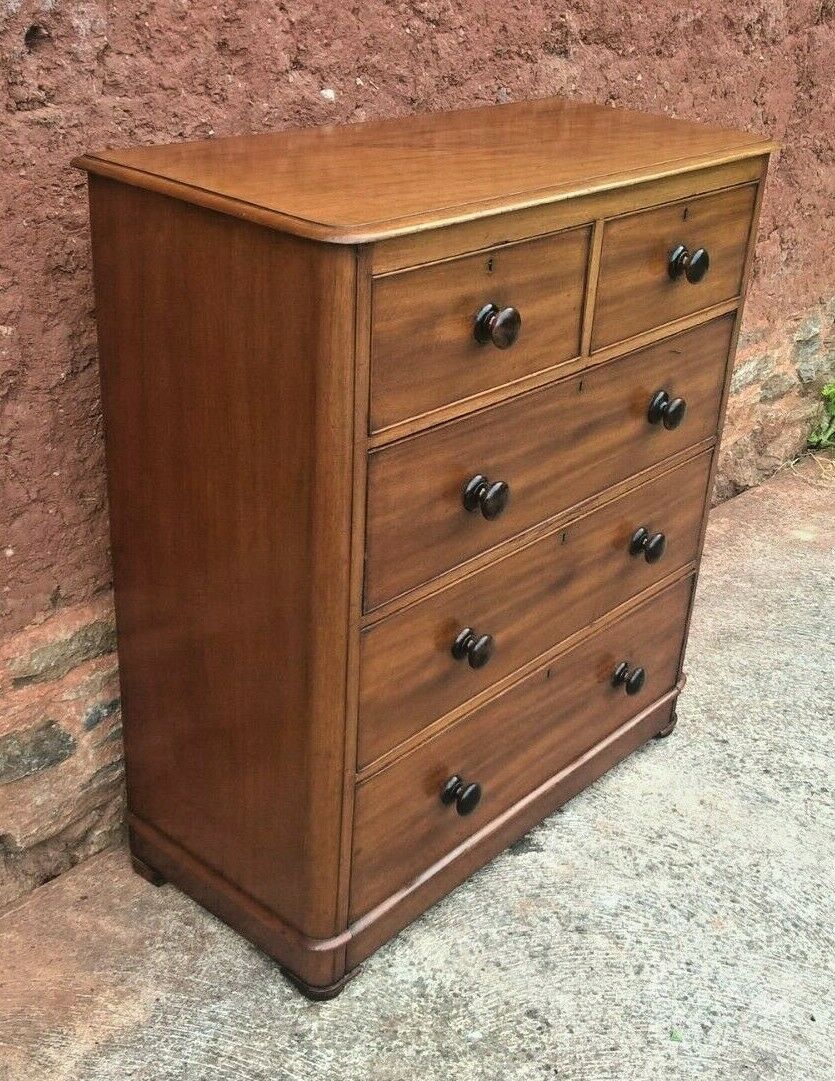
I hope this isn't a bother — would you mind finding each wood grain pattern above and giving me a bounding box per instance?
[592,184,757,350]
[367,298,740,449]
[346,686,681,969]
[350,576,693,920]
[358,451,710,767]
[365,315,735,611]
[335,247,375,935]
[580,219,606,356]
[668,165,771,720]
[88,177,356,945]
[370,226,590,431]
[371,156,767,274]
[362,438,714,629]
[75,98,773,243]
[128,816,350,988]
[358,566,693,783]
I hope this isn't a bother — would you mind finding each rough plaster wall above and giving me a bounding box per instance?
[1,1,833,905]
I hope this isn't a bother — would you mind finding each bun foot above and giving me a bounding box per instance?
[280,965,359,1001]
[130,854,166,887]
[654,711,678,739]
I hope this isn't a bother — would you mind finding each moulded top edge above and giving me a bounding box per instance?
[73,97,775,245]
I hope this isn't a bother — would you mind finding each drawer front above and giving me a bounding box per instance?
[592,184,756,351]
[358,451,710,768]
[370,226,591,432]
[365,314,733,610]
[350,576,693,919]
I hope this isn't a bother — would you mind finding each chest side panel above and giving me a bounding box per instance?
[88,177,356,941]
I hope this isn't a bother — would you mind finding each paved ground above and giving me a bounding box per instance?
[2,457,833,1081]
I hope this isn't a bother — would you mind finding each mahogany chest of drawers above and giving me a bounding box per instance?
[75,98,772,998]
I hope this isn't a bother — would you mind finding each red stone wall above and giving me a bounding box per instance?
[1,1,833,905]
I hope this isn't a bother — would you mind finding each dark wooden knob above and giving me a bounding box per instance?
[462,474,510,519]
[451,627,494,669]
[629,526,666,563]
[441,775,482,816]
[612,661,646,696]
[668,244,710,283]
[647,390,687,430]
[474,303,522,349]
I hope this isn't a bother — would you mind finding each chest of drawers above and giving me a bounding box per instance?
[75,98,772,998]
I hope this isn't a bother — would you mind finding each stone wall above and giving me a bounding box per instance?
[1,1,833,908]
[0,598,122,905]
[717,300,834,499]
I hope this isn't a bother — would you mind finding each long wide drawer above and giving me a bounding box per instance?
[365,313,733,610]
[350,575,693,920]
[370,226,591,432]
[592,184,756,350]
[358,450,710,768]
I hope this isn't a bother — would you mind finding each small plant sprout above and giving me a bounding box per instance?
[808,381,835,450]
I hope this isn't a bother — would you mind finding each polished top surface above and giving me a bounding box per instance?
[76,97,772,242]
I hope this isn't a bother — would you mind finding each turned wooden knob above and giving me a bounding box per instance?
[474,303,521,349]
[612,661,646,696]
[462,474,510,519]
[629,526,666,564]
[441,775,482,816]
[668,244,710,283]
[451,627,494,669]
[647,390,687,430]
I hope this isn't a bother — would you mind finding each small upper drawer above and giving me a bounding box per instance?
[591,184,756,351]
[364,314,734,611]
[358,450,710,768]
[370,226,591,432]
[350,575,692,920]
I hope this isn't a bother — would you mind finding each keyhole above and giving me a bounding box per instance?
[682,206,689,221]
[487,256,494,273]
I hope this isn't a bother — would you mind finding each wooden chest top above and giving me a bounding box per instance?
[74,97,773,243]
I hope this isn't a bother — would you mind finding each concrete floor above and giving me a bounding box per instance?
[2,457,833,1081]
